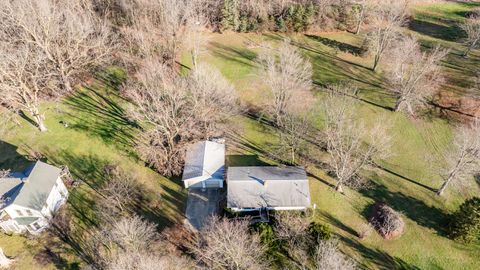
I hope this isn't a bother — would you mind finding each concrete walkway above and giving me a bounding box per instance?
[185,188,222,231]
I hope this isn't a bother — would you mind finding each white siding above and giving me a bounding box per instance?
[41,177,68,217]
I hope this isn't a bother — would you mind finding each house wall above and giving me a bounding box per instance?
[1,204,45,234]
[3,204,43,219]
[185,178,223,189]
[41,177,68,218]
[230,206,308,212]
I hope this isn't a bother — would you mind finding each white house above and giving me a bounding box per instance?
[0,161,68,234]
[227,166,311,212]
[182,140,225,189]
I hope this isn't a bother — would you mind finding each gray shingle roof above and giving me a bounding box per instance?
[227,166,310,209]
[182,141,225,182]
[0,161,61,211]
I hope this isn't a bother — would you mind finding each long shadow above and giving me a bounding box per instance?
[64,86,140,154]
[314,81,394,111]
[339,234,422,270]
[376,165,437,193]
[18,111,38,129]
[305,35,365,56]
[359,181,449,235]
[0,141,30,171]
[209,42,257,68]
[319,210,423,269]
[409,19,465,42]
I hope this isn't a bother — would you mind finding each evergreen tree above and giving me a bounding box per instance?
[449,197,480,243]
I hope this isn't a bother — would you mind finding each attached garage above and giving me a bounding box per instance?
[182,140,225,189]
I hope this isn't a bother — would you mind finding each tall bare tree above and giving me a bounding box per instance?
[461,18,480,57]
[365,0,409,72]
[436,120,480,196]
[190,217,269,270]
[258,39,312,126]
[352,0,377,35]
[322,86,391,192]
[121,0,195,65]
[0,44,54,131]
[0,0,115,93]
[385,36,448,115]
[125,61,238,176]
[96,170,143,220]
[277,111,311,164]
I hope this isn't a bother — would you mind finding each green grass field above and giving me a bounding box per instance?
[1,1,480,269]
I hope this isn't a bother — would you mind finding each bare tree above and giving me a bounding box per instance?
[365,0,409,72]
[322,86,391,192]
[274,211,313,269]
[107,252,193,270]
[385,36,448,115]
[258,39,312,126]
[125,61,238,176]
[97,170,143,220]
[314,240,357,270]
[0,44,54,132]
[109,216,158,253]
[436,120,480,196]
[190,216,269,270]
[0,0,115,93]
[121,0,195,65]
[352,0,377,35]
[277,112,311,164]
[461,18,480,57]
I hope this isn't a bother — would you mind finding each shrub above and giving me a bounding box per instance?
[252,222,275,244]
[307,222,332,241]
[449,197,480,243]
[369,203,405,240]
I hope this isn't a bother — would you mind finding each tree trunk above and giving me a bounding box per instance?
[372,55,380,72]
[463,46,472,58]
[31,108,47,132]
[335,183,344,193]
[394,98,404,112]
[436,180,449,196]
[355,9,364,35]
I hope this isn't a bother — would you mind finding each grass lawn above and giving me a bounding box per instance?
[0,70,186,269]
[189,2,480,269]
[1,1,480,269]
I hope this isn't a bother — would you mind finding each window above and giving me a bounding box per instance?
[15,210,23,216]
[25,209,33,216]
[29,222,41,231]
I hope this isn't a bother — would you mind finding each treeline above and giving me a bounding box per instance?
[95,0,371,33]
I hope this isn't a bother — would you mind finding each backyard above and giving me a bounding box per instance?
[1,1,480,269]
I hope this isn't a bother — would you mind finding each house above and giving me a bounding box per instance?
[227,166,311,212]
[0,161,68,234]
[182,140,225,189]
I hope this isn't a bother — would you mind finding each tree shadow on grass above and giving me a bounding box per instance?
[209,42,258,68]
[64,86,140,156]
[305,35,365,56]
[359,180,449,236]
[340,235,422,270]
[0,141,30,171]
[409,20,465,42]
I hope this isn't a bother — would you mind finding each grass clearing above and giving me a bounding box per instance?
[193,2,480,268]
[1,1,480,269]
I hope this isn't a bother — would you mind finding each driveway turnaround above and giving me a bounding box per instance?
[185,188,222,230]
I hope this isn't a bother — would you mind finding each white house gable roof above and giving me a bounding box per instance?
[0,161,62,211]
[182,141,225,182]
